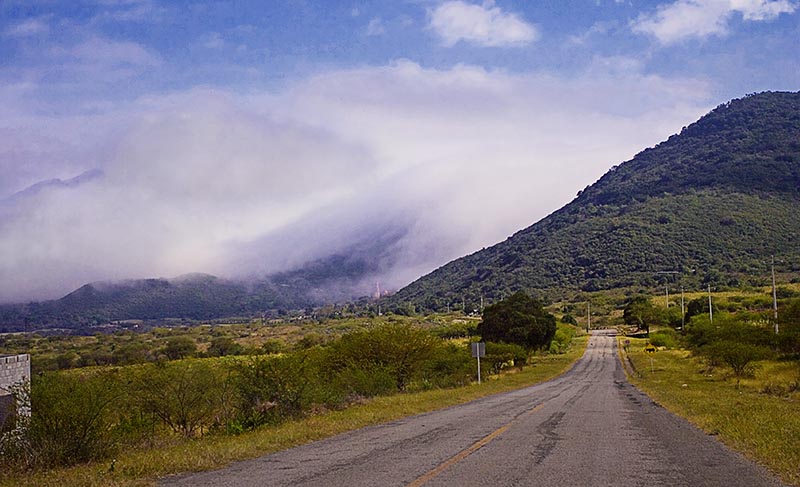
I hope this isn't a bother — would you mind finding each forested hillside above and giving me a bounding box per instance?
[391,92,800,310]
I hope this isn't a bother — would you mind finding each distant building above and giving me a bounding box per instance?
[0,354,30,430]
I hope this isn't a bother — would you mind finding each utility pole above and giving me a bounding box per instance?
[708,284,713,323]
[656,271,679,308]
[680,288,685,330]
[587,302,591,333]
[772,256,779,334]
[480,295,484,312]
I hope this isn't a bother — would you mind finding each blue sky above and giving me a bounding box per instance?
[0,0,798,302]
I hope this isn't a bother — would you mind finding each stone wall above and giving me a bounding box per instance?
[0,354,30,429]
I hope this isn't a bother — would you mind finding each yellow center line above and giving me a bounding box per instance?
[406,403,545,487]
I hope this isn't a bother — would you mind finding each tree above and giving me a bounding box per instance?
[685,297,716,323]
[477,292,556,351]
[704,341,770,381]
[777,298,800,356]
[623,296,664,333]
[134,360,234,437]
[162,336,197,360]
[324,324,441,390]
[207,337,244,357]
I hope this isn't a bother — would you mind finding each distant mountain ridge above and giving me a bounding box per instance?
[390,91,800,310]
[2,91,799,329]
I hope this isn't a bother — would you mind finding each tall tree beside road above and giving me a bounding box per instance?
[477,292,556,351]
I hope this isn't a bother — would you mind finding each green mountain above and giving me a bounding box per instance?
[390,91,800,311]
[0,253,383,332]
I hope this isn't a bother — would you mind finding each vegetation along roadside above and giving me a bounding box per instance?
[621,314,800,486]
[1,312,587,487]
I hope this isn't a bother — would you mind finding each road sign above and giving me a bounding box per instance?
[644,344,656,354]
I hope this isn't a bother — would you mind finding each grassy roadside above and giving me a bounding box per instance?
[2,335,588,487]
[620,337,800,486]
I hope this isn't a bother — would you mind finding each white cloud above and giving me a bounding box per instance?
[54,36,161,66]
[203,32,225,49]
[5,18,49,37]
[0,60,712,302]
[366,17,385,36]
[429,0,539,47]
[90,0,169,24]
[632,0,798,44]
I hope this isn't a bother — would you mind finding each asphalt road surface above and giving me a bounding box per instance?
[164,330,785,487]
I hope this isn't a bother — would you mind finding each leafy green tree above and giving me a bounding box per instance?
[685,297,716,323]
[233,354,316,427]
[477,292,557,351]
[207,337,243,357]
[134,360,234,437]
[560,313,578,326]
[703,341,771,380]
[623,296,664,333]
[324,324,441,390]
[26,371,122,466]
[162,336,197,360]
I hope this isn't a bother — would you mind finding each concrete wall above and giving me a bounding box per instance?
[0,354,30,429]
[0,354,30,394]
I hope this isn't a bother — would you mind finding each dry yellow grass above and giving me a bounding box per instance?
[622,337,800,486]
[2,336,588,487]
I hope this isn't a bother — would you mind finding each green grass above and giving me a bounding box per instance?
[621,337,800,486]
[1,336,588,487]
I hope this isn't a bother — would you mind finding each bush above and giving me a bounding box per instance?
[702,341,771,378]
[25,371,123,467]
[207,337,244,357]
[778,299,800,356]
[232,353,318,428]
[483,342,528,374]
[560,314,578,325]
[686,314,773,350]
[649,329,679,349]
[133,360,235,437]
[161,336,197,360]
[261,339,285,354]
[418,342,473,389]
[333,364,397,398]
[323,324,441,391]
[549,324,576,354]
[431,321,477,339]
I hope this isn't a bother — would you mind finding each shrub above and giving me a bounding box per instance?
[483,342,528,374]
[207,337,244,357]
[418,342,473,389]
[649,329,679,349]
[133,360,235,437]
[560,314,578,326]
[702,341,771,378]
[161,336,197,360]
[431,321,478,339]
[232,353,318,428]
[549,324,576,354]
[323,324,441,391]
[261,339,285,354]
[25,370,122,467]
[333,364,397,398]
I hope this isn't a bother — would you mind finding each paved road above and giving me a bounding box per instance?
[164,331,785,487]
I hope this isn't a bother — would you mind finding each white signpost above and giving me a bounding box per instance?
[471,342,485,384]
